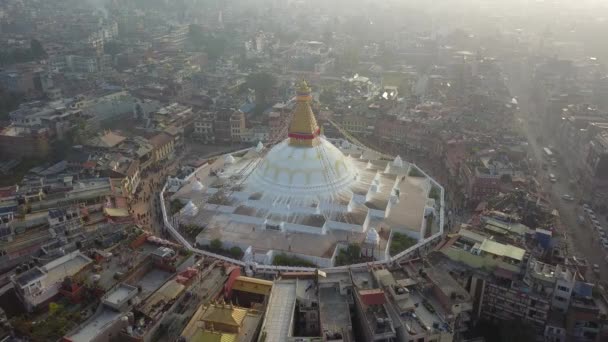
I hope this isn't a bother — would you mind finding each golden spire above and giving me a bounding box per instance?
[289,80,320,147]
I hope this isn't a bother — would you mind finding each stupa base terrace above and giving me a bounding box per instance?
[163,139,443,269]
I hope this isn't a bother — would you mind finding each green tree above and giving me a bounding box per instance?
[336,44,360,72]
[210,238,222,251]
[319,88,337,105]
[30,39,47,58]
[246,72,276,107]
[229,246,243,258]
[0,87,24,120]
[104,41,122,56]
[335,243,362,266]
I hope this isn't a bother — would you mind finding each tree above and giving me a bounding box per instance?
[335,44,360,73]
[210,238,222,251]
[319,88,337,105]
[187,25,228,61]
[246,72,276,107]
[0,87,24,120]
[229,246,243,258]
[104,41,122,57]
[500,174,512,183]
[30,39,47,58]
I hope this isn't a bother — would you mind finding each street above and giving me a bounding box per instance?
[507,77,608,285]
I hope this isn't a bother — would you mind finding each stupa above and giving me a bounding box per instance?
[171,81,441,266]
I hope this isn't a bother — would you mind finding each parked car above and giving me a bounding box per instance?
[561,194,575,201]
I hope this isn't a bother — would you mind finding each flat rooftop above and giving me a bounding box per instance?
[319,286,352,336]
[44,252,92,286]
[103,283,138,308]
[259,280,297,342]
[66,308,121,342]
[133,268,172,296]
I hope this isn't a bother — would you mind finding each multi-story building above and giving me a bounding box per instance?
[65,55,99,74]
[214,109,243,144]
[230,109,246,143]
[258,277,323,342]
[350,269,397,341]
[461,162,501,205]
[193,111,216,143]
[0,125,51,158]
[565,292,607,342]
[582,131,608,205]
[12,251,92,311]
[338,113,374,136]
[0,62,50,97]
[150,103,193,132]
[241,125,270,143]
[47,207,84,241]
[148,132,174,164]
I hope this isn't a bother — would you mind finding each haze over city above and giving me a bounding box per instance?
[0,0,608,341]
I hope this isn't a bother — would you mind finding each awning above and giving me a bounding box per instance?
[103,207,130,217]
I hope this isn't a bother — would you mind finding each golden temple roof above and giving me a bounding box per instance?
[200,303,248,327]
[192,330,237,342]
[289,80,320,147]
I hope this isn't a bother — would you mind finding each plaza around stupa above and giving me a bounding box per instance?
[167,81,442,267]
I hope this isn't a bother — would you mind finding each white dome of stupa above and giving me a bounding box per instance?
[248,81,356,197]
[192,180,204,191]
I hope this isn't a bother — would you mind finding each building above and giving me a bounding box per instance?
[212,108,245,144]
[0,62,46,96]
[172,81,442,267]
[241,125,270,143]
[193,111,216,143]
[582,131,608,206]
[230,110,247,143]
[181,302,264,342]
[0,125,51,158]
[151,103,193,132]
[148,132,174,164]
[257,278,322,342]
[461,162,501,205]
[350,270,397,341]
[12,251,93,311]
[47,207,84,241]
[64,283,139,342]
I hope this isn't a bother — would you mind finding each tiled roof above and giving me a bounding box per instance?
[200,304,247,327]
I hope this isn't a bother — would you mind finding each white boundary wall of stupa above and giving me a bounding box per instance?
[160,143,446,273]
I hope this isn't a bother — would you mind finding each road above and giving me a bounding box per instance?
[506,76,608,284]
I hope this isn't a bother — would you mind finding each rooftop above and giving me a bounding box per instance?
[479,239,525,261]
[258,279,297,342]
[102,283,138,309]
[66,308,122,342]
[319,286,352,339]
[181,302,262,342]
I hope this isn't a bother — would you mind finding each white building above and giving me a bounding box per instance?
[12,251,92,311]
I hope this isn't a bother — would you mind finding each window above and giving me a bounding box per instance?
[557,285,569,292]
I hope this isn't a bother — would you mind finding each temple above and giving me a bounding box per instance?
[170,81,442,267]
